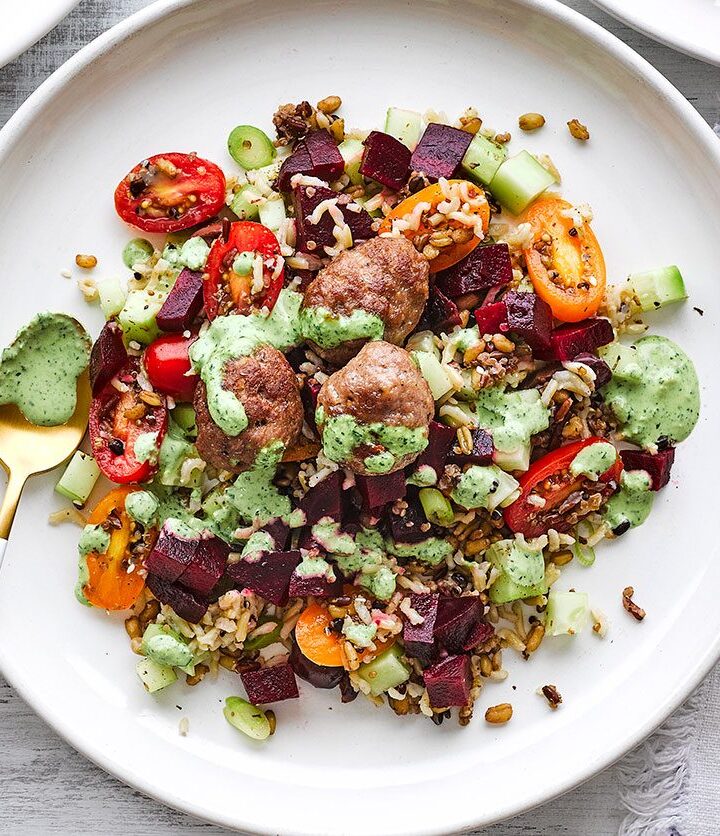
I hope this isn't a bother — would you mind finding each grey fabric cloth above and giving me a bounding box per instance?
[1,1,719,833]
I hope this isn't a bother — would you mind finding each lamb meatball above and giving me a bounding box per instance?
[194,344,303,473]
[316,341,435,475]
[301,236,430,365]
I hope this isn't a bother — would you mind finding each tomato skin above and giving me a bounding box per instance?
[89,360,169,484]
[144,334,198,402]
[503,437,623,538]
[114,152,226,233]
[521,196,606,323]
[83,486,157,610]
[204,221,284,319]
[379,180,490,273]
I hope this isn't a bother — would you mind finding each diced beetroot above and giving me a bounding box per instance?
[227,550,301,606]
[413,421,457,477]
[276,142,312,191]
[89,321,128,394]
[434,596,484,654]
[388,493,430,545]
[261,518,290,551]
[403,592,440,665]
[359,131,411,191]
[462,620,494,652]
[424,654,472,708]
[288,565,344,598]
[356,472,406,510]
[447,428,494,466]
[301,377,322,431]
[241,663,299,704]
[289,642,345,689]
[304,130,344,182]
[156,268,204,332]
[292,184,374,253]
[573,353,612,388]
[537,318,615,361]
[178,535,229,597]
[339,672,358,703]
[146,574,208,623]
[410,123,473,181]
[417,286,462,335]
[474,301,507,335]
[145,522,199,583]
[620,447,675,491]
[436,243,512,299]
[297,470,344,526]
[503,291,553,354]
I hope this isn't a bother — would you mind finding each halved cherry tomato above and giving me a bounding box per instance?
[144,334,199,402]
[82,486,158,610]
[295,602,344,667]
[521,196,606,323]
[503,437,623,538]
[89,359,169,484]
[114,152,226,234]
[204,221,285,319]
[379,180,490,273]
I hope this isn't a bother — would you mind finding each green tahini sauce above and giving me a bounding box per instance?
[299,306,384,349]
[570,442,618,480]
[0,313,91,426]
[603,470,654,531]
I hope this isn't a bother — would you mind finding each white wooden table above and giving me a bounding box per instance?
[1,1,719,832]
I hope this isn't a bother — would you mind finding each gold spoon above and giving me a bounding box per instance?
[0,372,91,564]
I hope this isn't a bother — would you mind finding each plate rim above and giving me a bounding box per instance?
[589,0,720,67]
[0,0,81,70]
[1,0,720,831]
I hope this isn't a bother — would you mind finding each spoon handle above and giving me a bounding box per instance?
[0,470,27,542]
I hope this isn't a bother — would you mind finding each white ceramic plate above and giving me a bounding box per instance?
[0,0,719,833]
[589,0,720,66]
[0,0,80,69]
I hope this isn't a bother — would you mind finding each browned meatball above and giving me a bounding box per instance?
[194,344,303,473]
[301,236,430,365]
[317,341,435,475]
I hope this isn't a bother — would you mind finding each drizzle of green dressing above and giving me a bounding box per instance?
[451,465,520,511]
[342,621,377,648]
[225,441,292,526]
[232,251,255,276]
[241,530,275,559]
[602,335,700,449]
[311,517,356,554]
[178,236,210,271]
[570,442,618,480]
[299,306,384,349]
[386,536,452,566]
[75,555,91,607]
[602,470,654,530]
[0,313,91,426]
[473,386,550,467]
[144,632,193,668]
[296,555,335,581]
[333,527,397,600]
[78,524,110,557]
[125,491,159,529]
[406,464,438,487]
[317,410,428,472]
[134,431,160,464]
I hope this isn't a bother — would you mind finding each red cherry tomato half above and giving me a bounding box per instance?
[144,334,199,402]
[114,152,226,234]
[503,437,623,538]
[204,221,285,319]
[89,359,169,484]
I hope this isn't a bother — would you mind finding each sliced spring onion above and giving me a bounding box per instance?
[227,125,277,170]
[419,487,455,527]
[223,697,272,740]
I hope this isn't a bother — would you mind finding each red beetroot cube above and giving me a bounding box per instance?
[179,535,229,597]
[462,620,494,652]
[90,321,128,395]
[447,428,494,466]
[434,596,484,654]
[156,268,204,332]
[276,142,312,191]
[226,550,301,606]
[146,574,208,624]
[297,470,344,526]
[356,471,406,510]
[414,421,457,476]
[474,301,507,335]
[436,243,512,299]
[145,522,199,583]
[418,286,462,335]
[410,123,473,181]
[241,663,299,704]
[620,447,675,490]
[304,130,344,182]
[292,184,374,253]
[403,592,440,665]
[288,564,344,598]
[360,131,411,191]
[536,318,615,361]
[424,655,472,707]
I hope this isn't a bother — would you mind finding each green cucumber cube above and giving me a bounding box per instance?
[599,343,643,383]
[118,289,163,344]
[55,451,100,507]
[489,572,548,605]
[258,196,287,233]
[384,107,422,150]
[461,133,507,187]
[545,590,589,636]
[411,350,453,400]
[626,265,687,312]
[230,184,261,220]
[136,657,177,693]
[338,138,365,185]
[97,277,128,319]
[489,151,555,215]
[357,644,411,696]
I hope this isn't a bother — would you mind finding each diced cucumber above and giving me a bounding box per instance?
[97,277,128,319]
[258,195,287,233]
[227,126,277,170]
[224,697,272,740]
[626,265,687,312]
[545,590,589,636]
[384,107,422,150]
[171,404,197,437]
[489,572,547,605]
[136,657,177,693]
[461,133,507,187]
[411,350,453,400]
[489,151,555,215]
[598,343,643,383]
[141,623,193,668]
[230,184,261,221]
[494,441,531,473]
[357,644,411,696]
[338,138,365,185]
[491,469,522,510]
[55,451,101,507]
[118,290,163,344]
[419,488,455,527]
[157,432,202,488]
[406,330,439,356]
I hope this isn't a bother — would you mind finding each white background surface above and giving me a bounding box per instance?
[0,1,719,833]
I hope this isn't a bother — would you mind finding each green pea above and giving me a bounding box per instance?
[419,488,455,527]
[223,697,272,740]
[227,125,276,170]
[122,237,154,269]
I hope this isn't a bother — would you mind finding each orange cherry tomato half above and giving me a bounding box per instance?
[379,180,490,273]
[521,196,606,323]
[294,602,344,668]
[82,486,157,610]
